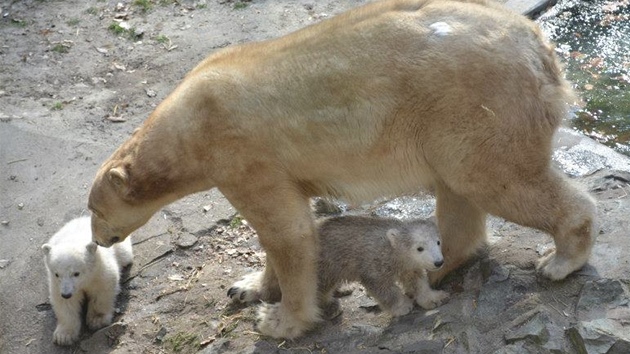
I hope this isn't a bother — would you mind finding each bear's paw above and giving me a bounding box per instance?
[227,271,263,303]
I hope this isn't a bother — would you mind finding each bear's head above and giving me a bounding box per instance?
[387,219,444,271]
[42,242,97,299]
[88,164,158,247]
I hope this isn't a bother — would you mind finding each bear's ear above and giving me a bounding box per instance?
[42,244,52,255]
[86,242,98,254]
[386,228,400,247]
[107,167,129,194]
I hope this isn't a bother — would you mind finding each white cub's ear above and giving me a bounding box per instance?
[86,242,98,254]
[108,167,129,194]
[42,244,52,255]
[386,228,400,247]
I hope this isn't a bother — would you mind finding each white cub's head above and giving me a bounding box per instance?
[387,219,444,271]
[42,243,97,299]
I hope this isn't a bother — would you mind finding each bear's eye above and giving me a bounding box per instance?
[437,241,441,246]
[417,247,424,252]
[55,273,59,278]
[73,272,80,277]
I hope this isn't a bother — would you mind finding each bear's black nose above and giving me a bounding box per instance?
[434,260,444,268]
[61,293,72,299]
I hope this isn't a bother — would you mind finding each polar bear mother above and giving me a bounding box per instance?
[88,0,595,339]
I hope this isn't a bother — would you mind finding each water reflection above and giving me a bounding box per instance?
[537,0,630,156]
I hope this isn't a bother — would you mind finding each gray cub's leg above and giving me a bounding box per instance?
[361,275,413,316]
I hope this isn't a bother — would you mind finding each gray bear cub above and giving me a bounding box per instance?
[317,215,448,318]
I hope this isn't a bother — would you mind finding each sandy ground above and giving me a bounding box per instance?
[1,1,629,354]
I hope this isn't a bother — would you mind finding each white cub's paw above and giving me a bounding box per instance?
[416,289,449,310]
[256,303,311,339]
[53,325,80,346]
[536,251,576,281]
[87,311,113,330]
[389,296,414,317]
[227,271,263,303]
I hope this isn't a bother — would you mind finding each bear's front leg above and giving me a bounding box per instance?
[228,265,281,303]
[429,183,487,284]
[254,227,321,338]
[51,293,83,345]
[221,180,321,338]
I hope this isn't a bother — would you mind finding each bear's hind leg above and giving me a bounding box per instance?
[472,168,596,280]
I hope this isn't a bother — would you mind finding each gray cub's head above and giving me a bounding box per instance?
[387,219,444,271]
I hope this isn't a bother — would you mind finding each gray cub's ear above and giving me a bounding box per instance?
[86,242,98,254]
[42,244,52,255]
[108,167,129,194]
[386,228,400,247]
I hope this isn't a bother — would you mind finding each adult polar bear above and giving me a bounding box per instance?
[88,0,596,339]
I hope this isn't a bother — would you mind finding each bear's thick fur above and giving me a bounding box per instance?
[88,0,596,339]
[42,216,133,345]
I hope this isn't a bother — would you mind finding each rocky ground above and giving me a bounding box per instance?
[1,0,629,353]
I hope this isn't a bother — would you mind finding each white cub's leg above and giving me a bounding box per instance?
[86,294,116,329]
[51,293,83,345]
[86,279,119,330]
[228,271,264,303]
[114,237,134,268]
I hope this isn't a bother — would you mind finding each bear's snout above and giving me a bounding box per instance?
[434,260,444,268]
[61,293,72,299]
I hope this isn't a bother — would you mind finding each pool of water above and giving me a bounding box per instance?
[537,0,630,156]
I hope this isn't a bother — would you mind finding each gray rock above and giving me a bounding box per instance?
[176,232,198,249]
[377,339,443,353]
[505,312,550,345]
[488,264,511,283]
[199,338,231,354]
[0,259,10,269]
[567,319,630,354]
[348,323,382,337]
[79,322,127,352]
[576,279,629,320]
[495,342,554,354]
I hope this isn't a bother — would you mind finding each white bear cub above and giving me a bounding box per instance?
[42,216,133,345]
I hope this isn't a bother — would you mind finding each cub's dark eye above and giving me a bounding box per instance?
[73,272,80,277]
[437,241,441,246]
[111,237,120,243]
[55,273,59,278]
[417,247,424,252]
